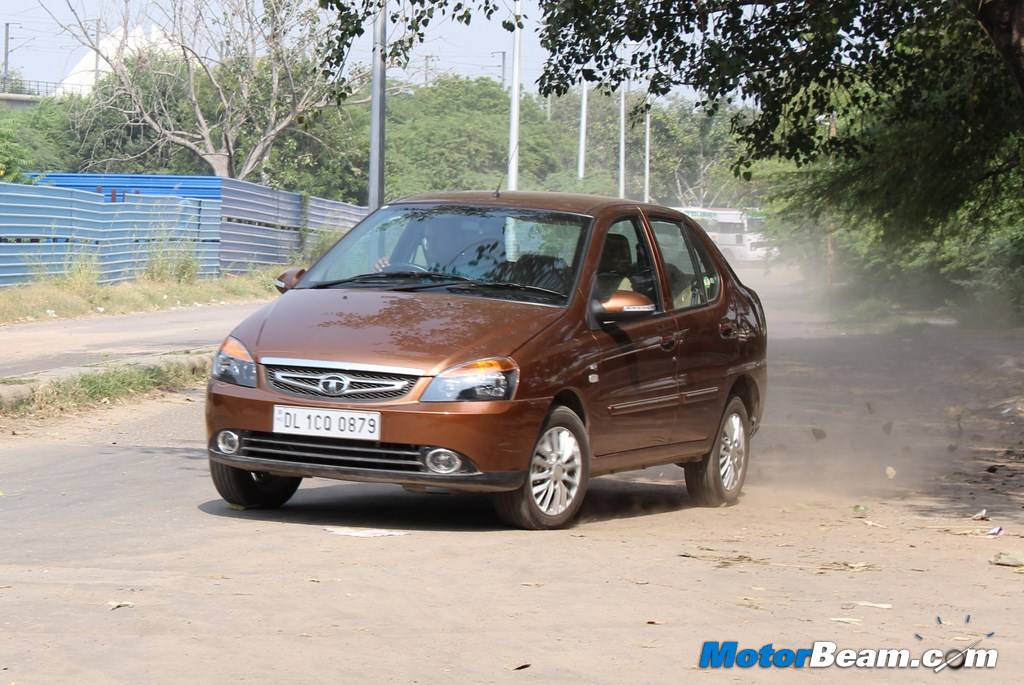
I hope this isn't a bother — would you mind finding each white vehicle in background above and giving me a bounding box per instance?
[676,207,777,265]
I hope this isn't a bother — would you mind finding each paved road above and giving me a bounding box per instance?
[0,303,267,379]
[2,268,1023,682]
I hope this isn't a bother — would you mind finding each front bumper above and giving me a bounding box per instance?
[206,379,550,492]
[209,451,525,492]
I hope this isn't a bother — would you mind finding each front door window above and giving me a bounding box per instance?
[594,218,661,307]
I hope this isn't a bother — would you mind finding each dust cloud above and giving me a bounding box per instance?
[739,263,1024,516]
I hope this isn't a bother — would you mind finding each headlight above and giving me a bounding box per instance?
[421,357,519,402]
[212,336,257,388]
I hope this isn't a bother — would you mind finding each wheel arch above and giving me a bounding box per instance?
[550,388,588,427]
[728,374,759,424]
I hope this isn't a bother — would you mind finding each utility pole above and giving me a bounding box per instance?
[826,111,838,287]
[618,85,626,198]
[93,19,101,88]
[643,103,651,203]
[490,50,506,89]
[576,83,587,180]
[506,0,522,191]
[368,4,387,211]
[423,54,434,86]
[2,23,12,90]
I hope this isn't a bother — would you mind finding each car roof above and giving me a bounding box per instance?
[392,190,685,218]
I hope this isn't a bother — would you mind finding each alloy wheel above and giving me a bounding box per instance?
[718,412,746,492]
[530,426,582,516]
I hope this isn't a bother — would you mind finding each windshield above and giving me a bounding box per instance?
[300,204,591,304]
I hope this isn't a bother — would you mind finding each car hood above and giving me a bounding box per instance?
[238,288,565,376]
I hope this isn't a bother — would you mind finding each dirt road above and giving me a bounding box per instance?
[1,268,1022,683]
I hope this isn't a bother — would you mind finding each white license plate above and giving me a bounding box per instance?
[273,405,381,441]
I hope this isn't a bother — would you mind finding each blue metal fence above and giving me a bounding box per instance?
[26,173,224,199]
[0,183,220,286]
[219,178,305,273]
[12,173,370,283]
[307,194,370,231]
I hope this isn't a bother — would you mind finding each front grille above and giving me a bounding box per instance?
[241,432,425,472]
[265,364,418,402]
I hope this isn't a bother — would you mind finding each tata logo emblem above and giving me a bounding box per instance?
[317,374,350,396]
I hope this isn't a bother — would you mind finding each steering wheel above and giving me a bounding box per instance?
[381,262,428,273]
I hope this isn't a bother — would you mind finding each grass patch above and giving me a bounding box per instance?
[0,266,283,325]
[144,235,201,284]
[0,377,32,385]
[7,360,209,416]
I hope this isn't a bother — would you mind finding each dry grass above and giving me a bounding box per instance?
[0,265,282,325]
[143,235,202,284]
[7,360,209,416]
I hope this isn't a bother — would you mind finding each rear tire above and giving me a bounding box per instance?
[684,396,750,506]
[209,459,301,508]
[493,406,590,530]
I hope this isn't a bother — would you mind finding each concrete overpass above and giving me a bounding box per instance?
[0,79,85,110]
[0,91,41,110]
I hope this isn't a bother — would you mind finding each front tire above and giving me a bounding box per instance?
[493,406,590,530]
[684,396,750,506]
[209,459,302,508]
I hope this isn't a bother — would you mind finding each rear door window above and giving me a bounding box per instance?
[648,219,707,310]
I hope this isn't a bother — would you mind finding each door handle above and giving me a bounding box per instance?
[660,329,687,350]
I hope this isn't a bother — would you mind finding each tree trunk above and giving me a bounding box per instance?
[971,0,1024,96]
[201,152,233,178]
[200,152,233,178]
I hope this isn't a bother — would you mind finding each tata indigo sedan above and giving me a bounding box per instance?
[206,192,767,529]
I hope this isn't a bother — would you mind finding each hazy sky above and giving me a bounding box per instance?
[4,0,550,89]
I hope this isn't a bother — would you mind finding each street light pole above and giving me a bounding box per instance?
[367,3,387,211]
[506,0,522,191]
[643,104,651,203]
[576,83,587,180]
[618,85,626,198]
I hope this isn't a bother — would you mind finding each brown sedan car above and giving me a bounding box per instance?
[206,192,766,529]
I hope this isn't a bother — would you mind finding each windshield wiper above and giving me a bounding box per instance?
[452,280,567,299]
[305,271,473,289]
[305,273,565,299]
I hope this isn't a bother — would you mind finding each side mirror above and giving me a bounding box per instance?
[274,268,306,293]
[592,291,657,324]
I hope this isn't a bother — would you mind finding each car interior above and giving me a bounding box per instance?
[594,228,660,305]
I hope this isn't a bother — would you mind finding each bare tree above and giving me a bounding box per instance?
[51,0,365,179]
[673,150,728,209]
